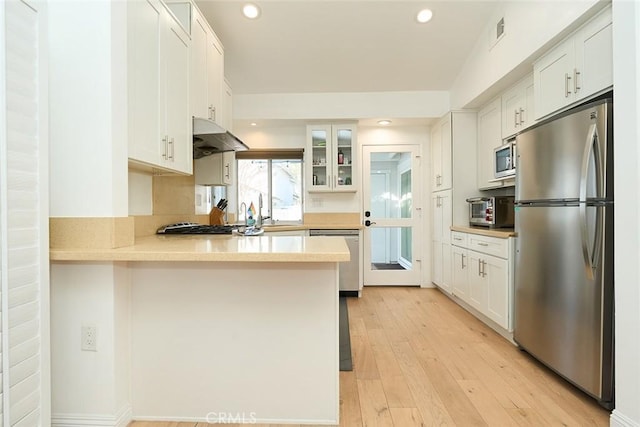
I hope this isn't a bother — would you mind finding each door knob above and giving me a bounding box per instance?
[364,220,376,227]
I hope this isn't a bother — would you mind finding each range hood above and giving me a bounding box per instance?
[192,117,249,159]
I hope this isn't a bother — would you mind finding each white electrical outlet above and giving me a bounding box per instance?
[81,325,97,351]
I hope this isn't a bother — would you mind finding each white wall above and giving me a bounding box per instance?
[48,1,128,217]
[450,0,603,109]
[234,91,449,121]
[50,262,131,426]
[611,1,640,426]
[234,125,306,150]
[128,170,153,216]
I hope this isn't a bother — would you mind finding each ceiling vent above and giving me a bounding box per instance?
[489,16,505,50]
[496,17,505,39]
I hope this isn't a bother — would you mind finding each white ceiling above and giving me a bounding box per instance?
[196,1,501,95]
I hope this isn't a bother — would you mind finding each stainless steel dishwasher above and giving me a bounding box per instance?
[309,229,361,296]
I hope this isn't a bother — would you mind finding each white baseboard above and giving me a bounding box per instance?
[133,415,338,425]
[52,404,132,427]
[611,410,640,427]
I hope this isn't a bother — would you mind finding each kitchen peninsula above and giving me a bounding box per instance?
[50,232,349,424]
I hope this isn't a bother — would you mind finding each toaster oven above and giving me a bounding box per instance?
[466,196,515,228]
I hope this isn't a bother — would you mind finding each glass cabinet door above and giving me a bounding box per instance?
[309,126,331,190]
[307,124,357,192]
[333,125,356,191]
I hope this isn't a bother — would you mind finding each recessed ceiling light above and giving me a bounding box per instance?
[243,3,261,19]
[378,120,392,126]
[250,122,258,126]
[416,8,433,24]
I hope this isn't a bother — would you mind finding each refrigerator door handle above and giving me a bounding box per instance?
[579,123,603,201]
[579,204,594,280]
[592,205,603,276]
[579,123,602,280]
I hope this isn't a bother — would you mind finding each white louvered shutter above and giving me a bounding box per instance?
[1,0,46,425]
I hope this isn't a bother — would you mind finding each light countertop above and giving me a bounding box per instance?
[451,225,516,239]
[50,234,351,263]
[259,224,364,231]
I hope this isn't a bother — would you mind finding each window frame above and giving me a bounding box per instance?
[235,150,304,225]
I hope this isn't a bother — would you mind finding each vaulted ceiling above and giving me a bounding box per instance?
[196,1,500,95]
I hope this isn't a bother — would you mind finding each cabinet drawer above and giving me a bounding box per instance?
[451,231,468,248]
[468,234,508,259]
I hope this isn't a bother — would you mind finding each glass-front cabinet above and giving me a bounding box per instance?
[306,124,357,192]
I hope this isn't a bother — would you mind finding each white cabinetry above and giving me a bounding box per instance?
[450,231,514,331]
[194,151,234,186]
[205,31,224,123]
[221,79,233,131]
[430,110,477,293]
[477,97,502,190]
[502,74,534,139]
[534,5,612,119]
[432,191,452,292]
[451,233,469,301]
[189,3,225,125]
[430,115,452,191]
[128,0,192,174]
[307,124,357,192]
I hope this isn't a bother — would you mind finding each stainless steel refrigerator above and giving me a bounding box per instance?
[514,97,614,409]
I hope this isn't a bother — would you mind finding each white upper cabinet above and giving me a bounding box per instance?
[128,0,192,174]
[221,79,233,131]
[431,114,452,192]
[190,10,208,118]
[206,35,224,123]
[128,0,162,167]
[534,5,612,119]
[574,6,613,100]
[163,13,192,173]
[194,151,234,186]
[501,74,534,139]
[190,5,225,125]
[307,124,357,192]
[477,97,503,190]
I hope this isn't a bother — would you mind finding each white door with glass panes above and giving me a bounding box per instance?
[362,145,422,286]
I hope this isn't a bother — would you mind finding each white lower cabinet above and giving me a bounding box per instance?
[451,244,469,301]
[432,190,452,293]
[450,230,514,332]
[484,254,509,328]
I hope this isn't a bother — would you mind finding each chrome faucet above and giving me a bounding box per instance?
[239,202,247,227]
[257,193,263,228]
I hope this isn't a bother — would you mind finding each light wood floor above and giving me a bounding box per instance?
[130,287,610,427]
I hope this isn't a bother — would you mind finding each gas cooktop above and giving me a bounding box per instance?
[156,222,235,235]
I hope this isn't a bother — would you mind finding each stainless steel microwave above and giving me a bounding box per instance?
[494,139,516,179]
[466,196,515,228]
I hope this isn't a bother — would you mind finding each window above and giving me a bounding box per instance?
[236,150,303,223]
